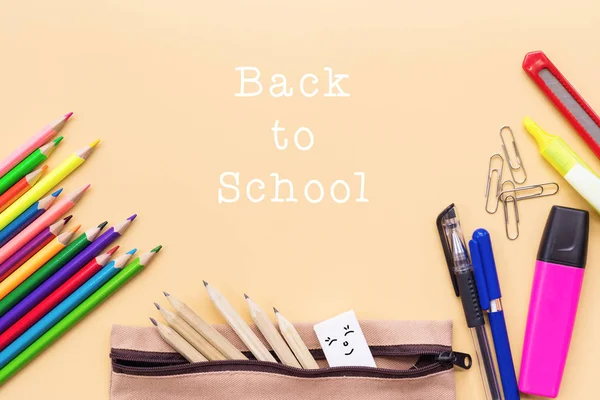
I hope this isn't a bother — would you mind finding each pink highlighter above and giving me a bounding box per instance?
[520,206,589,398]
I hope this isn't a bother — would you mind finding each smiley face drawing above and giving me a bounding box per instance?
[324,325,356,356]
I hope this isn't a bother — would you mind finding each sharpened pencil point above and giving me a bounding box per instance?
[98,221,108,230]
[107,246,120,255]
[70,224,82,233]
[244,293,249,300]
[64,112,74,121]
[150,317,158,326]
[53,136,64,146]
[41,165,49,172]
[63,215,73,224]
[163,291,170,297]
[273,308,279,314]
[128,214,138,222]
[89,139,101,148]
[203,280,209,287]
[52,188,63,197]
[126,248,137,255]
[154,302,161,310]
[151,245,162,253]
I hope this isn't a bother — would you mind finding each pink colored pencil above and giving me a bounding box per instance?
[0,113,73,179]
[0,185,89,266]
[0,167,47,214]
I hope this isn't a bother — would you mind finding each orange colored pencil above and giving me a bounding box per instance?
[0,167,46,213]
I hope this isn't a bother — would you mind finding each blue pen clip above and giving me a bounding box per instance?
[471,229,502,302]
[469,238,490,310]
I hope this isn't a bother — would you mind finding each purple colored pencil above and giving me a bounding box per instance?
[0,215,136,333]
[0,216,72,282]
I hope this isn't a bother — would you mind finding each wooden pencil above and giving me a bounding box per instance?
[150,318,207,363]
[163,292,247,360]
[203,281,275,362]
[245,295,301,368]
[0,167,46,213]
[274,308,319,369]
[154,303,225,361]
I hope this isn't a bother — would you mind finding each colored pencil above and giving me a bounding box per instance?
[150,317,207,363]
[0,137,63,197]
[154,302,225,361]
[246,294,300,367]
[0,167,46,213]
[203,281,276,362]
[274,308,319,369]
[0,221,106,321]
[0,216,72,282]
[0,226,79,301]
[0,190,62,248]
[0,249,136,368]
[0,246,161,385]
[0,113,72,179]
[0,216,135,326]
[0,185,89,265]
[0,140,99,231]
[0,246,120,348]
[164,292,247,360]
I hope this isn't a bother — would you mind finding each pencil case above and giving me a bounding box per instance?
[110,320,468,400]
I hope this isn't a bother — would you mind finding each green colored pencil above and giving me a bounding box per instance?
[0,245,162,386]
[0,222,106,318]
[0,137,63,197]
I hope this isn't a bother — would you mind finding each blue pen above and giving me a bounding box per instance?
[470,229,519,400]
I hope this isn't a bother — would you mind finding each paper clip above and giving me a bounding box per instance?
[500,126,527,184]
[498,181,559,202]
[503,194,520,240]
[485,154,504,214]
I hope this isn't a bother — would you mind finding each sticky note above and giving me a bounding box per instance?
[313,310,376,368]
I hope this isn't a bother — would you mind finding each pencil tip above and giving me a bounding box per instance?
[53,136,64,146]
[98,221,108,229]
[149,317,158,326]
[89,139,101,148]
[163,291,170,297]
[126,248,137,255]
[64,112,74,121]
[52,188,63,197]
[107,245,120,255]
[203,280,209,287]
[128,214,138,222]
[244,293,249,299]
[154,302,161,310]
[64,215,73,223]
[70,224,82,233]
[41,165,49,172]
[273,307,279,314]
[151,245,162,253]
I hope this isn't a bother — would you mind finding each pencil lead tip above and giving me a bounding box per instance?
[70,224,82,233]
[151,245,162,253]
[53,136,64,146]
[163,291,170,297]
[64,112,74,121]
[98,221,108,230]
[63,215,73,223]
[52,188,63,197]
[149,317,158,326]
[154,302,161,310]
[89,139,101,148]
[203,280,209,287]
[128,214,138,222]
[41,165,49,172]
[107,245,120,255]
[244,293,249,300]
[126,248,137,255]
[273,307,279,314]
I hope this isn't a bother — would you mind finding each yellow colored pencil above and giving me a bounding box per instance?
[0,141,99,231]
[0,225,79,301]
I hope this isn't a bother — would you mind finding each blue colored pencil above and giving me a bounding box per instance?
[0,249,137,368]
[0,190,62,248]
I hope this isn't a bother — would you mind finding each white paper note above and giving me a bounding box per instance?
[314,310,376,368]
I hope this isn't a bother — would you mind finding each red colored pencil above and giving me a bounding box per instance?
[0,167,47,213]
[0,245,120,348]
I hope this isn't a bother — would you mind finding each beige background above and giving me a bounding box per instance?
[0,1,599,399]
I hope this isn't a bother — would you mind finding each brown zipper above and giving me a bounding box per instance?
[111,344,471,380]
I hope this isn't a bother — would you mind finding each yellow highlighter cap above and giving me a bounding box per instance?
[523,117,590,176]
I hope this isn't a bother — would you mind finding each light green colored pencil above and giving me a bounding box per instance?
[0,245,162,386]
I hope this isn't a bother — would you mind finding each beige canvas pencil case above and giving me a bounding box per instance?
[110,320,470,400]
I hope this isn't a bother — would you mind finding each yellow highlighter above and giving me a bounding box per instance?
[524,117,600,213]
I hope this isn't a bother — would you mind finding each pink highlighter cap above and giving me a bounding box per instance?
[520,206,589,398]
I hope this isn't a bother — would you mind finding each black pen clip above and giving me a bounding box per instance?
[436,203,459,297]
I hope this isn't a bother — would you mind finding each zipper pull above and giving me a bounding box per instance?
[436,351,472,370]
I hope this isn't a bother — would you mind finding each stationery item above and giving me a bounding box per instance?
[0,246,119,346]
[0,216,71,282]
[470,229,519,400]
[0,225,78,301]
[109,320,469,400]
[0,137,63,197]
[503,195,519,240]
[314,310,376,368]
[245,294,301,368]
[203,281,276,362]
[524,118,600,213]
[154,303,225,361]
[0,249,136,368]
[497,181,559,201]
[500,126,527,184]
[149,317,207,362]
[0,221,106,320]
[0,190,62,247]
[0,185,89,265]
[485,154,504,214]
[523,51,600,158]
[520,206,589,398]
[0,215,136,327]
[0,167,46,213]
[437,204,501,400]
[274,308,319,369]
[0,140,99,231]
[163,292,247,360]
[0,245,161,385]
[0,113,72,179]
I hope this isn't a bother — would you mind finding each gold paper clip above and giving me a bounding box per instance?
[503,194,520,240]
[485,154,504,214]
[500,126,527,184]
